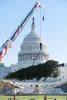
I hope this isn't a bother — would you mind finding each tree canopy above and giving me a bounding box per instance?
[5,60,59,81]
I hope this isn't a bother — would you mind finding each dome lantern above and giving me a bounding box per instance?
[31,17,35,32]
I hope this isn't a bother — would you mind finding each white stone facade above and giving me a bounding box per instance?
[0,63,11,79]
[10,18,49,72]
[58,64,67,81]
[17,18,49,69]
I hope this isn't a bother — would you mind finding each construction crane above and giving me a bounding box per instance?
[0,1,42,62]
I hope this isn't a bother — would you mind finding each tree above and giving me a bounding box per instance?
[5,60,59,81]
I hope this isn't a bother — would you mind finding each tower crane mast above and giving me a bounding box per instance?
[0,1,41,62]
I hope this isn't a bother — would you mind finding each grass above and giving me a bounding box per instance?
[0,95,44,100]
[47,95,67,100]
[0,95,67,100]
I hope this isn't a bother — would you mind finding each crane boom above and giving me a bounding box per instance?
[0,1,41,62]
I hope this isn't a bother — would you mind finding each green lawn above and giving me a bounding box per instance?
[0,95,44,100]
[47,95,67,100]
[0,95,67,100]
[16,95,44,100]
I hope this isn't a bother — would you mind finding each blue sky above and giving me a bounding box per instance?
[0,0,67,66]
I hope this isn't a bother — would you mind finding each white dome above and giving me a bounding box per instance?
[23,32,41,43]
[23,17,41,44]
[18,18,49,68]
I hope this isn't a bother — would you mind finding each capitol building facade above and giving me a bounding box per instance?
[11,18,49,72]
[0,18,67,94]
[0,18,49,78]
[0,18,67,84]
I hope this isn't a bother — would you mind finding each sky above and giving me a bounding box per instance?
[0,0,67,66]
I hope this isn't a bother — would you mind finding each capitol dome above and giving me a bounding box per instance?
[18,18,49,68]
[23,31,41,43]
[23,18,42,44]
